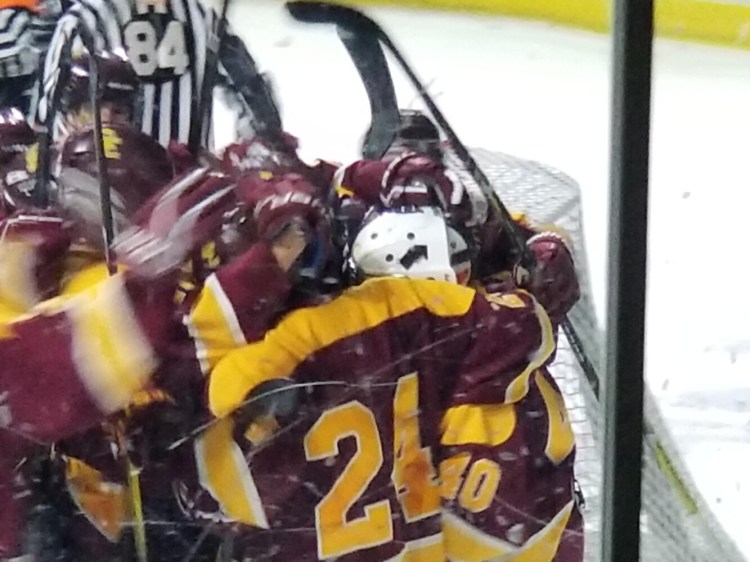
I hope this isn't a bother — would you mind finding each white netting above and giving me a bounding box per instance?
[447,147,746,562]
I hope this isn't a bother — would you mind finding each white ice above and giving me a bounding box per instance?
[215,1,750,557]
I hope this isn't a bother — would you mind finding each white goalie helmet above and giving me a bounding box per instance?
[351,207,471,284]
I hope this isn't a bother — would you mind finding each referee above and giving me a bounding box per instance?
[34,0,281,148]
[1,0,61,113]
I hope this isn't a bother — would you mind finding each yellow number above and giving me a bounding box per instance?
[304,401,393,559]
[439,453,471,501]
[102,127,122,159]
[458,459,501,513]
[535,372,575,464]
[439,455,502,513]
[391,372,440,522]
[199,374,443,559]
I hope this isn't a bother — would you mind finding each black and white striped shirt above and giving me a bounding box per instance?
[35,0,279,148]
[0,1,59,79]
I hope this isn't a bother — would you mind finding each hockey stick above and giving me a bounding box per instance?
[77,27,148,562]
[333,26,400,159]
[189,0,231,154]
[79,31,116,274]
[285,0,601,398]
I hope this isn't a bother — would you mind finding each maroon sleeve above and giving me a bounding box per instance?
[186,241,293,375]
[213,241,292,342]
[446,290,556,406]
[0,273,178,445]
[336,159,392,203]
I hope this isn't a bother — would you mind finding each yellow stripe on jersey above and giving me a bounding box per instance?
[0,239,42,312]
[65,457,127,542]
[67,274,158,414]
[442,510,516,561]
[440,403,517,447]
[0,261,111,339]
[504,294,556,404]
[506,501,575,561]
[194,417,269,528]
[443,500,575,562]
[210,277,476,418]
[186,274,247,375]
[60,262,111,296]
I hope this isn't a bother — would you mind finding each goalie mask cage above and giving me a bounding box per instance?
[447,146,747,562]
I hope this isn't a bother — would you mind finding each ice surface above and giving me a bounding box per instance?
[215,1,750,557]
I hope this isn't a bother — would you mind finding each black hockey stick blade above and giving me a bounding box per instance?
[287,1,601,399]
[286,1,377,31]
[335,26,399,159]
[287,2,527,250]
[285,2,399,158]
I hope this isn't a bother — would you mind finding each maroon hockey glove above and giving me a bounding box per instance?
[238,172,327,242]
[517,232,580,324]
[114,167,237,279]
[220,134,300,179]
[337,153,473,224]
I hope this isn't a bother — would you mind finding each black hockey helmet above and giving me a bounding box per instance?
[386,110,442,160]
[395,109,440,144]
[60,50,139,117]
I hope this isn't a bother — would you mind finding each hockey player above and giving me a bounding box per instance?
[35,0,282,149]
[203,206,583,561]
[0,120,239,559]
[55,50,140,134]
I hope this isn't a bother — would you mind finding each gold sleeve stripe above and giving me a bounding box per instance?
[61,262,112,296]
[440,403,517,447]
[0,240,41,312]
[65,457,127,542]
[67,275,158,414]
[194,417,270,528]
[503,500,575,562]
[210,278,476,417]
[186,274,248,376]
[504,294,556,404]
[442,510,516,562]
[443,500,575,562]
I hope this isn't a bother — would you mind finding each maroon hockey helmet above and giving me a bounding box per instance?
[0,107,37,214]
[60,50,139,119]
[56,123,175,246]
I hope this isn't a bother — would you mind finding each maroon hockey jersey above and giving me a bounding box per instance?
[203,277,582,561]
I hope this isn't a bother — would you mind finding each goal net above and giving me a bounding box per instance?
[448,147,746,562]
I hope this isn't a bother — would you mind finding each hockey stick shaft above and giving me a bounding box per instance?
[79,30,116,275]
[286,1,601,398]
[78,27,148,561]
[334,26,400,159]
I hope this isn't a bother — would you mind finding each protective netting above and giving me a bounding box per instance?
[449,147,747,562]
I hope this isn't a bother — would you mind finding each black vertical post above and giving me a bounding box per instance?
[601,0,653,561]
